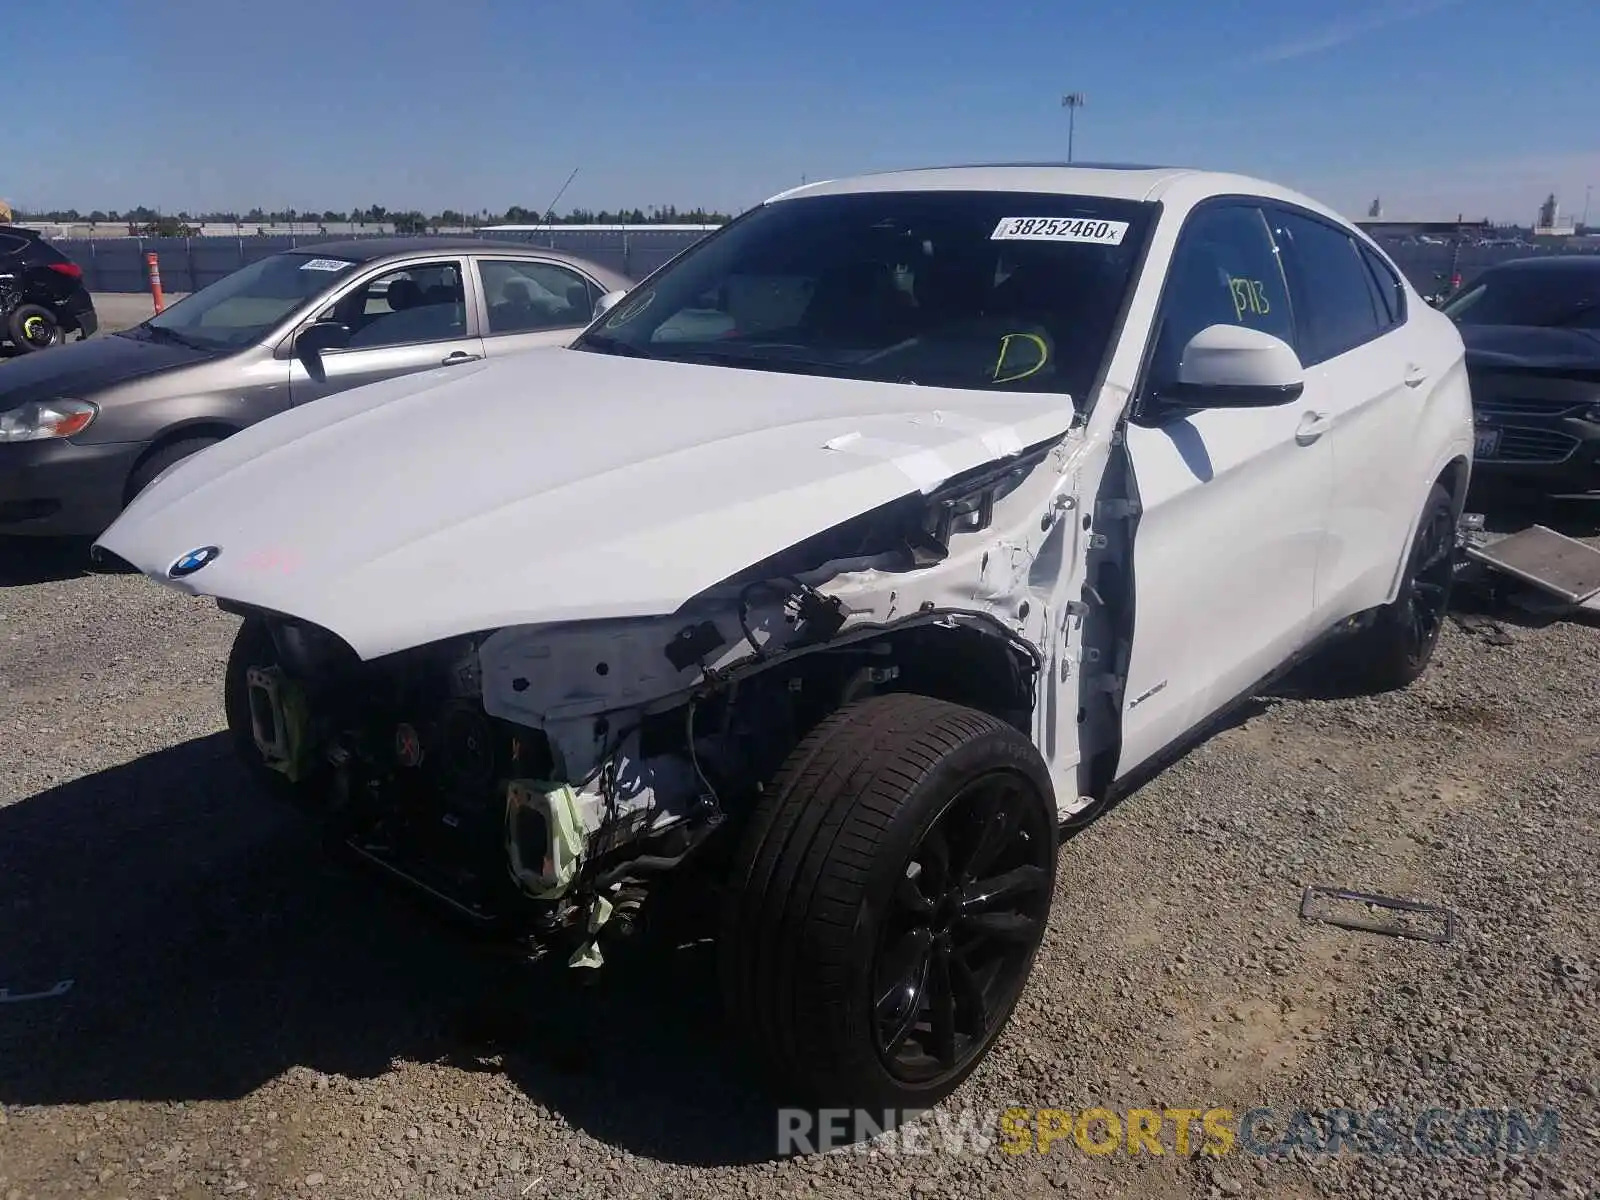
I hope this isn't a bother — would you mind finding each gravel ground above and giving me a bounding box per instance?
[1,509,1598,1200]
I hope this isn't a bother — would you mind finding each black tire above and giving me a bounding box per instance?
[7,304,64,352]
[125,436,221,506]
[1343,482,1456,693]
[719,693,1058,1112]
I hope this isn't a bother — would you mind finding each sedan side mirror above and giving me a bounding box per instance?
[295,320,350,383]
[1162,324,1305,408]
[592,290,629,320]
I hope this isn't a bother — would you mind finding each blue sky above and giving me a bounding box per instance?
[8,0,1597,224]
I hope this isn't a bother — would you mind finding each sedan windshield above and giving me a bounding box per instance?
[1442,266,1600,329]
[137,252,360,349]
[574,191,1154,396]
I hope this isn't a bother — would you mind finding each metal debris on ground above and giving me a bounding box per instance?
[0,978,74,1003]
[1299,886,1456,944]
[1466,524,1600,607]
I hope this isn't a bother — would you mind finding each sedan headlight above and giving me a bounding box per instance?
[0,399,98,443]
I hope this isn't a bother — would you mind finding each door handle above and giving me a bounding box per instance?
[1295,410,1332,445]
[441,351,481,366]
[1403,363,1428,388]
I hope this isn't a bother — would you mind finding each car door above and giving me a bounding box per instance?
[473,256,601,356]
[1266,208,1424,620]
[1116,202,1335,774]
[288,258,484,405]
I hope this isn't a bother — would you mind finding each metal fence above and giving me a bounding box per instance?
[54,228,716,294]
[54,228,1600,297]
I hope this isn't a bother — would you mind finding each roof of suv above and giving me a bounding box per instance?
[766,163,1202,204]
[759,162,1360,236]
[0,226,69,260]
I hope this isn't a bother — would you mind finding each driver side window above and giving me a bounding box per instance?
[321,261,468,350]
[1149,205,1296,389]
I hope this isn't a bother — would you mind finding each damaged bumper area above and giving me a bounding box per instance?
[212,422,1100,968]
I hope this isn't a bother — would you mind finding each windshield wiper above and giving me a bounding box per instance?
[142,324,212,351]
[659,346,917,382]
[575,334,656,359]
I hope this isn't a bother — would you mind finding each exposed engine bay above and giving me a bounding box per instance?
[224,427,1122,968]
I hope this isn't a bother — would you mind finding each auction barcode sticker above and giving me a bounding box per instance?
[990,217,1128,245]
[299,258,355,271]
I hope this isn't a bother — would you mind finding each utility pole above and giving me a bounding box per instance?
[1061,92,1086,163]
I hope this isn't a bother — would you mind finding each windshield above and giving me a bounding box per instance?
[573,190,1154,396]
[139,252,360,349]
[1442,266,1600,329]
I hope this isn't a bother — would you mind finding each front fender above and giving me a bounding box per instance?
[78,385,291,446]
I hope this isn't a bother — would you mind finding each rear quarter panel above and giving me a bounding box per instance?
[1382,303,1475,602]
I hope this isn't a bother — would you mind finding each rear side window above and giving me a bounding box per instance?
[1359,242,1405,329]
[1271,210,1381,365]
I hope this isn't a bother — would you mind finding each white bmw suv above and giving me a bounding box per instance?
[97,163,1474,1113]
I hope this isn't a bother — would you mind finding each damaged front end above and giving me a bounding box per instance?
[224,426,1101,970]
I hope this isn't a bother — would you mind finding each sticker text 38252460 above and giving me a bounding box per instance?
[990,217,1129,245]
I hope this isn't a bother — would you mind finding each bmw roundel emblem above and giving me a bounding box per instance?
[168,545,221,578]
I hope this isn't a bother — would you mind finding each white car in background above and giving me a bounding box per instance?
[95,163,1474,1113]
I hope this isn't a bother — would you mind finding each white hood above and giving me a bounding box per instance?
[97,347,1074,659]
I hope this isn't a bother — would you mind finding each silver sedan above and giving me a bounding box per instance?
[0,238,633,538]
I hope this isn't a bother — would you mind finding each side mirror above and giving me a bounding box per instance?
[1162,324,1305,408]
[295,320,349,383]
[592,290,629,320]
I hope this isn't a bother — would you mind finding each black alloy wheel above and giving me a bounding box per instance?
[1402,494,1456,667]
[721,692,1059,1111]
[1339,481,1457,693]
[872,767,1055,1085]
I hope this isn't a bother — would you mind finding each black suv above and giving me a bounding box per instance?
[0,227,98,353]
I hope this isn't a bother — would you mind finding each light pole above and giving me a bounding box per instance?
[1061,92,1086,163]
[1585,185,1593,230]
